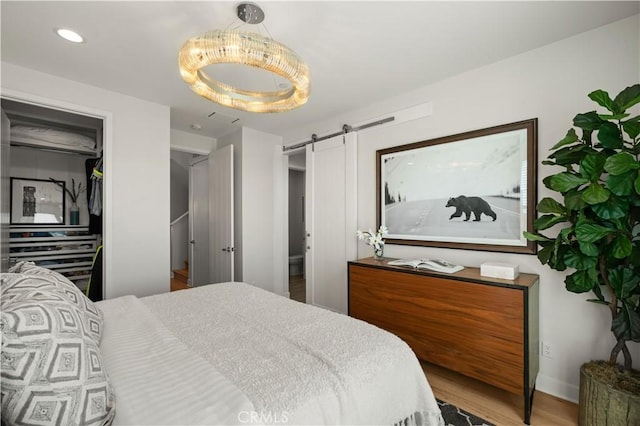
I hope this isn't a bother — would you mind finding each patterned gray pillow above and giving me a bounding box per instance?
[1,293,116,425]
[8,261,66,275]
[1,272,103,344]
[8,261,87,298]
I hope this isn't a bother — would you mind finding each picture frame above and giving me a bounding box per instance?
[10,177,66,225]
[377,118,537,254]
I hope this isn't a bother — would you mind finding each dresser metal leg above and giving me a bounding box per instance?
[524,384,536,424]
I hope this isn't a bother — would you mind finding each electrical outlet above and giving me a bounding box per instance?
[542,341,553,358]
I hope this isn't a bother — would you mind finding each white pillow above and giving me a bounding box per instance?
[1,293,116,425]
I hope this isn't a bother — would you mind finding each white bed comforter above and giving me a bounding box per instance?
[99,282,444,425]
[97,295,257,425]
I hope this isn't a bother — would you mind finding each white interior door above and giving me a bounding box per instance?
[1,110,10,272]
[209,144,234,283]
[189,157,209,286]
[305,133,357,313]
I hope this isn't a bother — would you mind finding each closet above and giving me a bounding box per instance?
[1,98,104,297]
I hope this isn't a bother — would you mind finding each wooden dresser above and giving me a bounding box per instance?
[348,257,539,424]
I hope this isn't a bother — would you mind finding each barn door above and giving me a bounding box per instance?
[305,133,357,313]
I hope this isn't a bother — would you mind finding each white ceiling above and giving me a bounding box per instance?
[2,1,638,142]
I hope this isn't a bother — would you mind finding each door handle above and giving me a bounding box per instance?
[190,240,196,244]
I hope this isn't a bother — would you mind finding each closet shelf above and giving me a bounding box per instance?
[10,225,93,231]
[9,225,99,290]
[11,139,97,156]
[4,104,101,156]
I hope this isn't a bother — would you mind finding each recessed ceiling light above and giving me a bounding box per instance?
[56,28,84,43]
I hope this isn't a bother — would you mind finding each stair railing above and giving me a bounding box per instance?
[170,211,189,227]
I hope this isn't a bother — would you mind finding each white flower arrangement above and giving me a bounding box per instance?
[356,225,388,258]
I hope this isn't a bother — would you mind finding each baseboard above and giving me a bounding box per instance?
[536,373,579,404]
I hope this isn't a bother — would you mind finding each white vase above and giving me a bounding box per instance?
[373,245,384,260]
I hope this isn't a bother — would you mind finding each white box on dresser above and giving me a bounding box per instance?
[480,262,520,280]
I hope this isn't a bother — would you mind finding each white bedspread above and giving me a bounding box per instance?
[97,295,258,425]
[141,282,444,426]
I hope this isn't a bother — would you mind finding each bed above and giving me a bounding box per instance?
[1,262,444,426]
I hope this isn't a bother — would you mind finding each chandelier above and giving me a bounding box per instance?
[178,3,310,113]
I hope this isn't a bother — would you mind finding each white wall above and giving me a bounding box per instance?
[283,15,640,402]
[2,62,171,298]
[288,151,306,170]
[216,127,284,294]
[170,128,216,154]
[240,127,283,293]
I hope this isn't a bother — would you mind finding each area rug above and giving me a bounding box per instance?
[437,399,495,426]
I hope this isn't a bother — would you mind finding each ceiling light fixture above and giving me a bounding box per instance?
[56,28,84,43]
[178,2,310,113]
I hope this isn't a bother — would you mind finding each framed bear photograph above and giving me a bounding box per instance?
[376,118,538,254]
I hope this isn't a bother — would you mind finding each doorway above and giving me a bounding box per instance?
[169,144,234,289]
[288,152,306,303]
[189,155,210,287]
[1,95,108,297]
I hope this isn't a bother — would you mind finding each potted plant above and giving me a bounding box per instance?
[524,84,640,424]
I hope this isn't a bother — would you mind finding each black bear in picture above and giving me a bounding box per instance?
[446,195,497,222]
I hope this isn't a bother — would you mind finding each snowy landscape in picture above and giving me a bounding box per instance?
[380,128,528,246]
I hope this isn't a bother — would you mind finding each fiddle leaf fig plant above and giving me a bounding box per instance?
[524,84,640,371]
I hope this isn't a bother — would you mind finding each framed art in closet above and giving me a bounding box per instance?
[10,177,65,224]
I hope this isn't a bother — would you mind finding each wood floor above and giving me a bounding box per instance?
[170,277,190,292]
[289,274,305,303]
[171,262,190,292]
[422,361,578,425]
